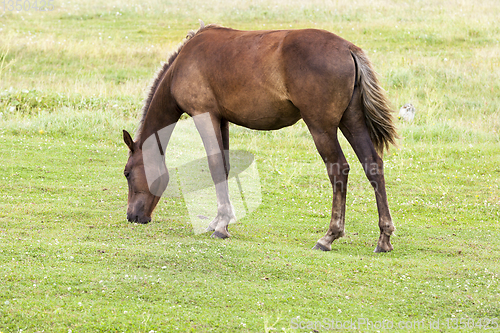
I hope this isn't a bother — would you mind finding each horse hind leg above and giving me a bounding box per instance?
[304,125,350,251]
[339,87,395,252]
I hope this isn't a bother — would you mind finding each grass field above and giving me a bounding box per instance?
[1,0,500,332]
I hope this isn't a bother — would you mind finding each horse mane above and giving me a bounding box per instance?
[135,21,218,140]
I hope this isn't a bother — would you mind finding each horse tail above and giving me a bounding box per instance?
[350,46,398,155]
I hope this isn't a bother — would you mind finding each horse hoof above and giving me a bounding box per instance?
[312,242,331,251]
[374,243,393,253]
[211,231,229,239]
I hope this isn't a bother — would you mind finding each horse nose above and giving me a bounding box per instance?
[139,216,152,224]
[127,213,138,222]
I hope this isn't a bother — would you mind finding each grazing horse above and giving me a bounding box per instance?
[123,23,398,252]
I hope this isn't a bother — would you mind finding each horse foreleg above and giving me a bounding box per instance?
[193,113,236,238]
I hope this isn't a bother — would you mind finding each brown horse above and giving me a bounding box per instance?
[123,23,398,252]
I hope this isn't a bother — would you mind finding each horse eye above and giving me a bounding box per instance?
[124,171,130,179]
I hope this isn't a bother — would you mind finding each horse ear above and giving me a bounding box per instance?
[123,130,135,152]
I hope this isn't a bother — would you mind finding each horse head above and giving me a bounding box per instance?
[122,130,169,224]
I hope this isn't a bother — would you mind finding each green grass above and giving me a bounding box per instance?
[1,0,500,332]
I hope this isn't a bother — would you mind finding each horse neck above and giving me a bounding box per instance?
[137,81,182,150]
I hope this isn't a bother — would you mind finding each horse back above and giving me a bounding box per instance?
[170,27,356,129]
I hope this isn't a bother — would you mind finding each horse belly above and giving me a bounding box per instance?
[213,64,301,130]
[222,96,302,130]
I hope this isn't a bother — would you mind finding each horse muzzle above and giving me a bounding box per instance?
[126,212,151,224]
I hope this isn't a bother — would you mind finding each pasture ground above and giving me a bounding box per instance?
[1,0,499,331]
